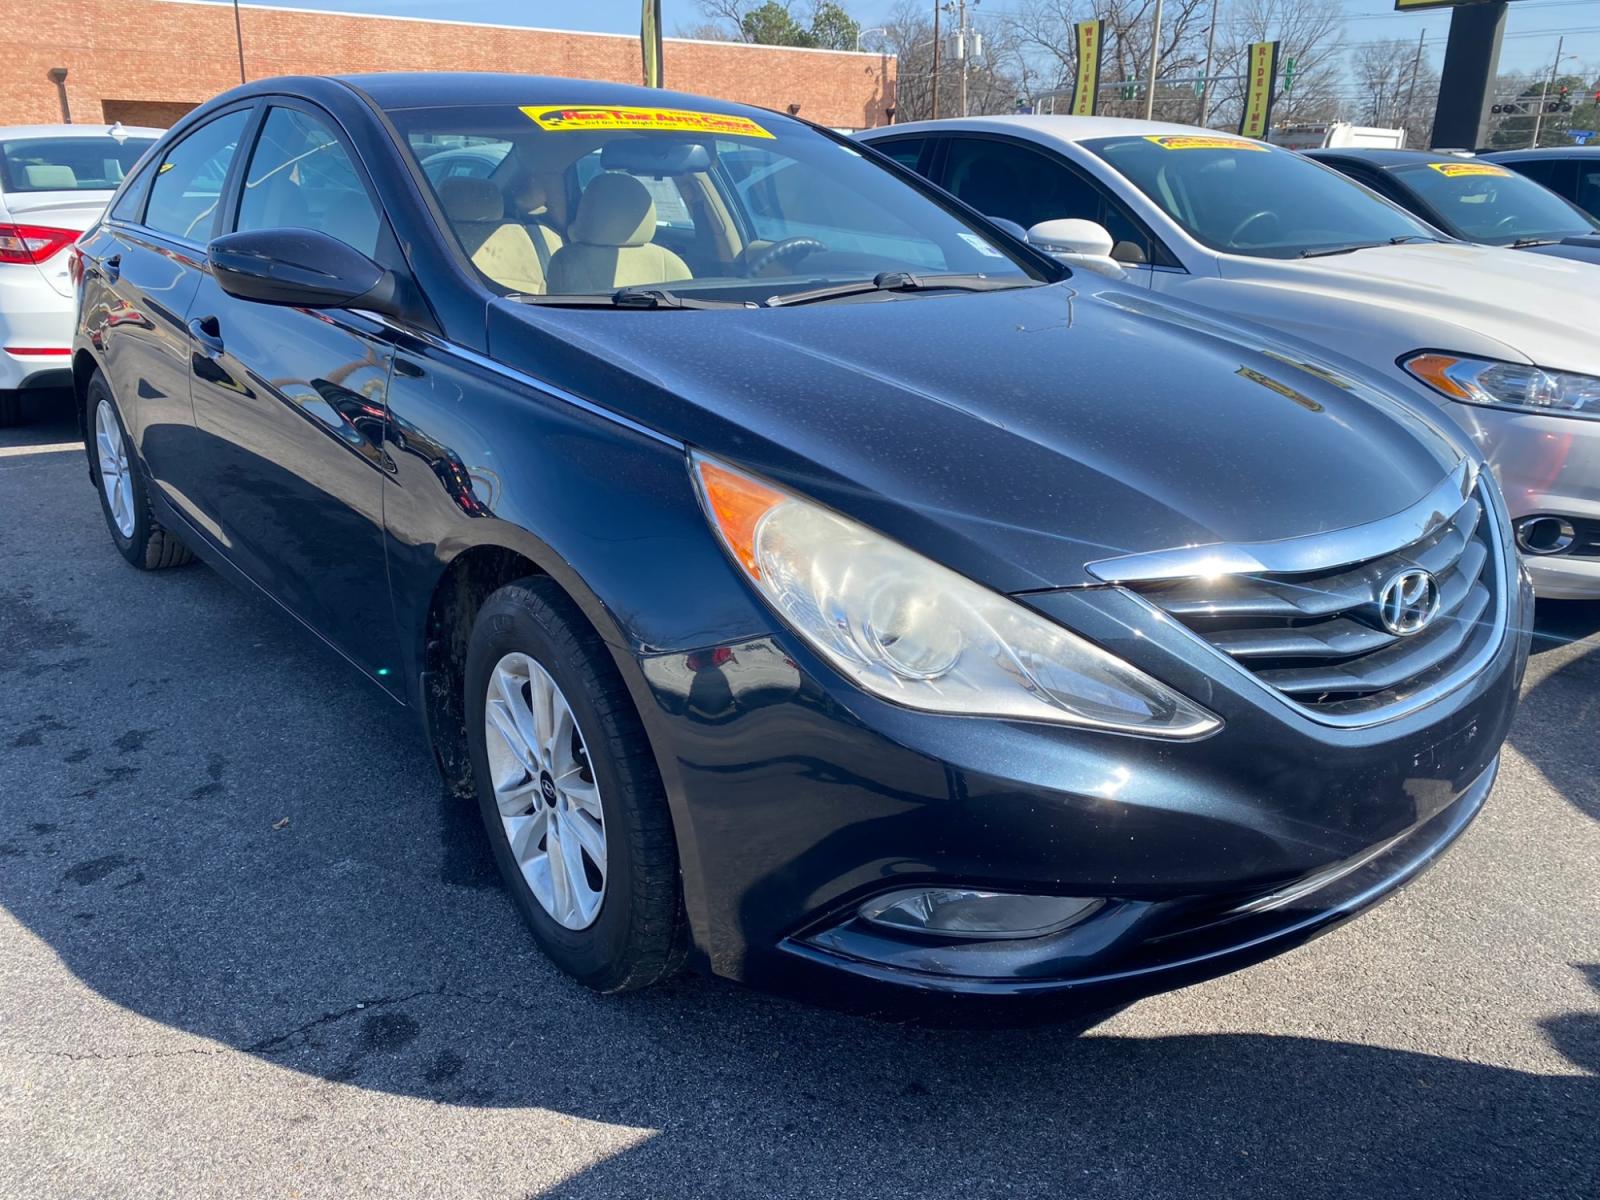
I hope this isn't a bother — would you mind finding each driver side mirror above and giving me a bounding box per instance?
[1025,219,1126,279]
[208,228,405,317]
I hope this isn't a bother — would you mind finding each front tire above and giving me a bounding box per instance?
[465,577,685,992]
[87,372,192,570]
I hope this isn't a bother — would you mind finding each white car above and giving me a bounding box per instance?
[858,116,1600,598]
[1,123,162,425]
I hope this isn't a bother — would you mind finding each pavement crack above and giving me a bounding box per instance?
[245,990,440,1055]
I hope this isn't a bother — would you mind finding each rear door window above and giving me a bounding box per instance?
[143,109,251,243]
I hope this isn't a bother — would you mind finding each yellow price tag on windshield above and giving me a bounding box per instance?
[521,105,774,139]
[1426,161,1510,178]
[1144,134,1268,152]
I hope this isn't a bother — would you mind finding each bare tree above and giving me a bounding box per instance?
[1348,38,1440,146]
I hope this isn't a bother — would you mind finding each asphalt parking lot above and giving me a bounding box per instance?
[0,410,1596,1200]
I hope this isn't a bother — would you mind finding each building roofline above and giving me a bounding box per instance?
[157,0,897,59]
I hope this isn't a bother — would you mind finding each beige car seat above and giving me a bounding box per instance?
[546,173,691,294]
[438,177,550,294]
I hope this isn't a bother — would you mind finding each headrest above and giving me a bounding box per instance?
[25,164,77,188]
[570,172,656,248]
[439,177,504,224]
[513,175,549,215]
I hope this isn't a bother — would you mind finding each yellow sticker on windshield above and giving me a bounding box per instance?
[1426,161,1509,178]
[1144,134,1267,152]
[521,105,774,139]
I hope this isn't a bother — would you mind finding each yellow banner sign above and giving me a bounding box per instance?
[1426,161,1510,178]
[1239,40,1281,140]
[1144,134,1268,152]
[1070,19,1105,117]
[521,105,774,139]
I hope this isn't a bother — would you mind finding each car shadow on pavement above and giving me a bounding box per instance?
[0,425,1595,1199]
[1512,599,1600,823]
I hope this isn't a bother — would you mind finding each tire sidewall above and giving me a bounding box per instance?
[87,374,153,568]
[464,587,646,986]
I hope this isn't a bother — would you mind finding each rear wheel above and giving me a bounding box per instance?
[88,372,193,570]
[0,390,20,428]
[464,577,685,992]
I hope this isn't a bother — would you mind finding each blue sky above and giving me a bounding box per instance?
[195,0,1600,77]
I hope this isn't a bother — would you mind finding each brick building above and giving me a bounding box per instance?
[0,0,896,131]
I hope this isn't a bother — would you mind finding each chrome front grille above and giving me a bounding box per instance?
[1090,465,1508,723]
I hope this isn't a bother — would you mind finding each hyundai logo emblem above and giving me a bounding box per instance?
[1377,568,1440,637]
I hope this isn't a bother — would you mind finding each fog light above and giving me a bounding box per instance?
[858,888,1102,940]
[1514,515,1576,556]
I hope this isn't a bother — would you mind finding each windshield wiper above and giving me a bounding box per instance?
[1510,237,1560,248]
[1300,234,1440,259]
[763,271,1038,308]
[513,287,752,310]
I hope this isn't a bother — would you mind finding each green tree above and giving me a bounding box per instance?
[740,1,814,46]
[808,1,861,51]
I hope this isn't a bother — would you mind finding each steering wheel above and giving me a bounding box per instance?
[1228,210,1280,246]
[744,236,828,277]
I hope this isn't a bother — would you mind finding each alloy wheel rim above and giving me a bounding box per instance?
[484,651,607,930]
[94,399,135,539]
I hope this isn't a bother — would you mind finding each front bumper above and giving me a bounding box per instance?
[631,569,1532,1020]
[1447,403,1600,599]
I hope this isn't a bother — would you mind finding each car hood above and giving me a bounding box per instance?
[488,279,1465,593]
[1218,241,1600,374]
[1518,234,1600,266]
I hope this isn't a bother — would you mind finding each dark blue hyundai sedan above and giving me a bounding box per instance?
[70,73,1531,1021]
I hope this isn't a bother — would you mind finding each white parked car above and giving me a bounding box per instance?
[858,116,1600,598]
[1,123,162,425]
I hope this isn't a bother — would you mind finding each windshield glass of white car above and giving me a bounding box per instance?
[1086,134,1437,259]
[0,136,157,193]
[1392,162,1600,246]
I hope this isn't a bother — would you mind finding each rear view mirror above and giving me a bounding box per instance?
[208,228,401,314]
[601,139,713,175]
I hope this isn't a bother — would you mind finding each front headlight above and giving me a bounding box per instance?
[690,454,1219,738]
[1403,352,1600,419]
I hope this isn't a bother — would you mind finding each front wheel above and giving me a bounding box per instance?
[464,577,686,992]
[87,372,193,570]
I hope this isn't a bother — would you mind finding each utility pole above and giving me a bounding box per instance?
[1530,35,1564,148]
[946,0,979,118]
[232,0,246,84]
[1197,1,1218,125]
[1401,30,1426,139]
[931,0,941,120]
[1143,0,1165,120]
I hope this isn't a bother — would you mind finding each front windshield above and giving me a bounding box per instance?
[1084,133,1435,259]
[1389,160,1599,245]
[0,136,157,194]
[391,102,1045,302]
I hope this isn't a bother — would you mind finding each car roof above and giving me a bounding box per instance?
[858,114,1218,144]
[333,72,778,121]
[1481,146,1600,160]
[1304,148,1469,168]
[0,123,164,139]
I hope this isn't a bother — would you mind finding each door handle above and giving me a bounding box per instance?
[104,253,121,282]
[188,314,224,356]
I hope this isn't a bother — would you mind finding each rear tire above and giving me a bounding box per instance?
[0,390,20,428]
[87,371,193,570]
[464,576,686,992]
